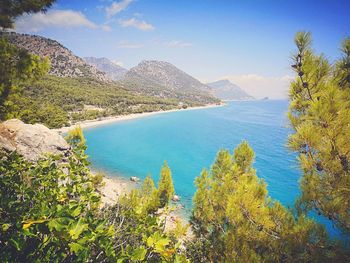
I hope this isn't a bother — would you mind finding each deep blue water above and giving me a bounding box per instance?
[84,100,345,240]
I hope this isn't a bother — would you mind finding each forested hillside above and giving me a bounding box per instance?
[1,32,110,82]
[0,32,219,128]
[120,60,219,104]
[13,76,183,128]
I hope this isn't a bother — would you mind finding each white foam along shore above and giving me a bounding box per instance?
[54,103,225,133]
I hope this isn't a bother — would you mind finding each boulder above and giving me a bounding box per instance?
[0,119,70,161]
[130,176,140,182]
[172,195,180,202]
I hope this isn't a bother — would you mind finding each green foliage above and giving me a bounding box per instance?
[0,128,188,262]
[105,177,185,262]
[289,32,350,232]
[0,38,49,120]
[91,172,105,189]
[0,0,55,29]
[169,218,189,240]
[334,38,350,89]
[140,176,161,213]
[158,161,175,207]
[0,144,115,262]
[65,126,86,150]
[189,142,349,262]
[12,75,182,128]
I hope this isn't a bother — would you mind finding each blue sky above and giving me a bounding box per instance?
[15,0,350,98]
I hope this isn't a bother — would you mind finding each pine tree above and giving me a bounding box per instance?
[140,176,160,213]
[158,161,175,207]
[0,0,55,29]
[0,38,49,120]
[288,32,350,232]
[0,0,53,120]
[189,142,349,262]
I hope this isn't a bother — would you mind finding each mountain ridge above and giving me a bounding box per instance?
[121,60,218,104]
[1,31,110,82]
[207,79,254,100]
[84,57,128,81]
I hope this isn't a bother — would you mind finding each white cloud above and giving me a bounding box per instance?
[119,18,154,31]
[111,60,124,67]
[220,74,294,99]
[15,10,98,32]
[117,40,144,49]
[165,40,193,48]
[106,0,133,18]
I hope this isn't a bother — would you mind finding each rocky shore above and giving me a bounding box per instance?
[0,119,191,238]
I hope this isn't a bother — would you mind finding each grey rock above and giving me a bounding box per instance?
[172,195,180,202]
[1,32,110,82]
[0,119,70,162]
[130,176,140,182]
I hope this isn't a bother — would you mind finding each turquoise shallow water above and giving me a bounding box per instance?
[84,100,345,240]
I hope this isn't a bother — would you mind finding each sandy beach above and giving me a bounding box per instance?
[58,103,224,235]
[55,103,224,133]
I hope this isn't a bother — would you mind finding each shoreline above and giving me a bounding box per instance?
[55,103,225,133]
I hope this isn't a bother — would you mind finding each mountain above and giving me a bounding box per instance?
[84,57,128,81]
[121,60,218,104]
[206,79,254,100]
[1,32,109,82]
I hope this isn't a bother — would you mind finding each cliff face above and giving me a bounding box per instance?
[0,119,70,161]
[1,32,110,82]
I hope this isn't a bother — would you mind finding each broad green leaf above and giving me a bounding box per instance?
[22,218,47,230]
[69,218,88,240]
[69,242,84,254]
[130,246,147,261]
[2,223,10,232]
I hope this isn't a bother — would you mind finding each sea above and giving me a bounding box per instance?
[83,100,346,241]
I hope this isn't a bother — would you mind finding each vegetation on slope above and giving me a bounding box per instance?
[11,75,183,128]
[0,127,188,262]
[188,142,349,262]
[120,60,220,104]
[0,37,49,121]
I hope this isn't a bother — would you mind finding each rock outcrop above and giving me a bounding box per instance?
[1,32,110,82]
[0,119,70,161]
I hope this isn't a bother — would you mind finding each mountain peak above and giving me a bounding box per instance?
[122,60,218,104]
[213,79,232,85]
[207,79,254,100]
[84,57,128,81]
[1,32,110,82]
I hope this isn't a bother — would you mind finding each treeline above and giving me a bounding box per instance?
[10,76,188,128]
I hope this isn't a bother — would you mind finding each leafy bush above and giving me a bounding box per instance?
[0,127,188,262]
